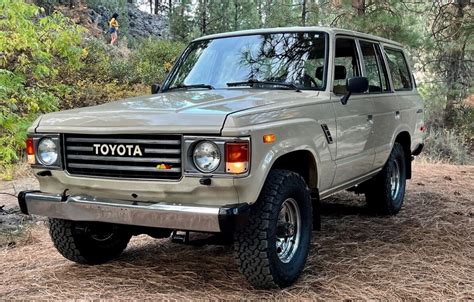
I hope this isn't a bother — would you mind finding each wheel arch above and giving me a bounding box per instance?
[394,131,412,179]
[270,149,319,191]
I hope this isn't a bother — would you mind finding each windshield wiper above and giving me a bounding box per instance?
[227,79,300,92]
[168,83,214,90]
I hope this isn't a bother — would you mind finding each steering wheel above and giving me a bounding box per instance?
[303,74,319,88]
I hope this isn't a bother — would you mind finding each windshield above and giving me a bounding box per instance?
[166,32,327,91]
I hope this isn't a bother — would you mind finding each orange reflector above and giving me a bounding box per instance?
[226,142,249,163]
[26,138,34,155]
[225,142,249,174]
[263,134,276,144]
[26,138,36,164]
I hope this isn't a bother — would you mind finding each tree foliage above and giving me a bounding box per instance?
[167,0,472,162]
[0,0,472,177]
[0,0,184,178]
[0,0,84,176]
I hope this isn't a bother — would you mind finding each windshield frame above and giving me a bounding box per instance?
[161,31,329,92]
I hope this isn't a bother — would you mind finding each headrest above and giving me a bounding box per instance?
[315,65,347,81]
[334,65,347,80]
[315,66,324,81]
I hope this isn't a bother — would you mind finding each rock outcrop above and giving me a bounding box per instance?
[36,1,169,39]
[93,4,169,39]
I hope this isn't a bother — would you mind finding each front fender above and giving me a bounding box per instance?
[228,118,335,204]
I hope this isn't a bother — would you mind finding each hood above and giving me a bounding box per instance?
[35,89,305,134]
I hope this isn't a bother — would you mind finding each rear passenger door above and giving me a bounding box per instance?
[382,47,421,162]
[358,40,399,168]
[331,37,375,186]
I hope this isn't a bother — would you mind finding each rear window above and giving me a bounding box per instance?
[384,48,412,91]
[360,41,390,93]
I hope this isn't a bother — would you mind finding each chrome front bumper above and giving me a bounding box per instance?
[18,191,249,232]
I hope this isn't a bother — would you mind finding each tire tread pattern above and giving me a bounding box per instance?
[366,142,406,215]
[234,169,311,288]
[49,218,131,265]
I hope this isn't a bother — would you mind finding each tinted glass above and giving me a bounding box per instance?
[360,41,383,92]
[384,48,412,90]
[168,33,326,90]
[333,38,361,95]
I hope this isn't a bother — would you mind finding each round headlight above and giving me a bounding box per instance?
[37,138,58,166]
[193,141,221,173]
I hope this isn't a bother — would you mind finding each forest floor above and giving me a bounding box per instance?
[0,163,472,299]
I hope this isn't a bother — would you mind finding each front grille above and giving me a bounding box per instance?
[64,134,182,180]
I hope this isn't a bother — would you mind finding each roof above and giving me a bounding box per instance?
[193,26,403,47]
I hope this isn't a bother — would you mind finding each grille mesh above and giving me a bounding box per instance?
[64,134,182,180]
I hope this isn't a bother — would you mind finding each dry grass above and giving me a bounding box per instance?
[0,222,37,248]
[12,161,35,180]
[0,163,472,299]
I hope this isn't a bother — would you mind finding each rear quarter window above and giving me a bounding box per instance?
[384,48,413,91]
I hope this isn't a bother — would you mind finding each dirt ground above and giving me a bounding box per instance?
[0,163,472,299]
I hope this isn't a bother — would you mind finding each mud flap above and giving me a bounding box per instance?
[311,191,321,231]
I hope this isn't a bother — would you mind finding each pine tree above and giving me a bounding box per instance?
[169,0,193,41]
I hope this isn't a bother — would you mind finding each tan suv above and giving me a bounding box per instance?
[19,27,424,289]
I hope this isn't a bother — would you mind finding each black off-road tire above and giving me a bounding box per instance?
[366,142,407,215]
[49,218,132,265]
[234,169,312,289]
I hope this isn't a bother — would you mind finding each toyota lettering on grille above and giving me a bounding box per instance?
[93,144,143,156]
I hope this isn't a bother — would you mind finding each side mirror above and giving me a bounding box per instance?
[151,83,160,94]
[341,76,368,105]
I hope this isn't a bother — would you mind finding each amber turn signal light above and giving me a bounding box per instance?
[225,142,249,174]
[263,134,276,144]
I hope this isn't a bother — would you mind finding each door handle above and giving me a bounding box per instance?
[395,111,400,119]
[367,114,373,123]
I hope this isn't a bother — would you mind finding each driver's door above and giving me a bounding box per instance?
[331,37,375,186]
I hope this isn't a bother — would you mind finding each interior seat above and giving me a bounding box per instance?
[316,65,347,95]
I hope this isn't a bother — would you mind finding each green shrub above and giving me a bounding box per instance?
[129,38,185,85]
[0,1,184,179]
[0,0,84,179]
[422,128,472,165]
[73,36,184,88]
[418,83,473,164]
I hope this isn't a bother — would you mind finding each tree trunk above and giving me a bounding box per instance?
[234,1,239,31]
[154,0,160,14]
[200,0,207,35]
[301,0,307,26]
[444,0,469,127]
[352,0,365,15]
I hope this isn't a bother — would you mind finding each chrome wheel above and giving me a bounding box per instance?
[275,198,301,263]
[390,160,401,200]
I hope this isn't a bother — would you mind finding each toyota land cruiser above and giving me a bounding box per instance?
[19,27,424,289]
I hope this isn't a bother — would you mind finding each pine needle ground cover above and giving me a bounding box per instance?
[0,163,472,299]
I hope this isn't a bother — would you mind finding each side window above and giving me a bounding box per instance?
[384,48,413,91]
[333,38,361,95]
[360,41,383,93]
[374,45,390,91]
